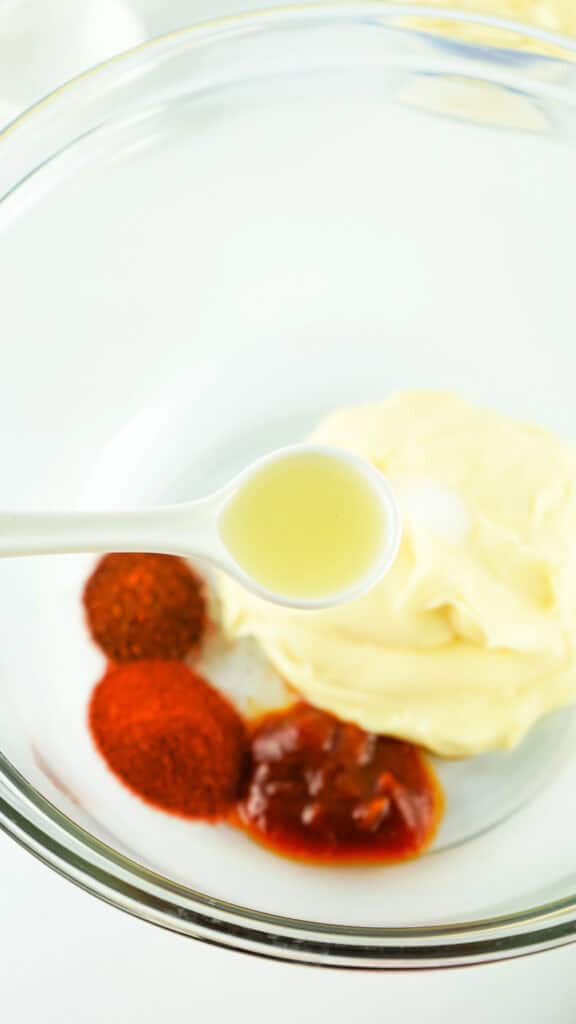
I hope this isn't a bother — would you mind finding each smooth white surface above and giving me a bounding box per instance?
[2,828,576,1021]
[1,0,576,1016]
[0,0,145,116]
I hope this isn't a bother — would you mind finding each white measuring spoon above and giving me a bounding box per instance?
[0,444,402,610]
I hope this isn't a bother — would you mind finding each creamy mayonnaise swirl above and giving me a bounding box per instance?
[219,392,576,756]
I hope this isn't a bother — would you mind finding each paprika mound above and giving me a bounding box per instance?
[89,661,246,819]
[84,553,206,662]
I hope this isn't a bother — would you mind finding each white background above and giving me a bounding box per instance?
[3,829,576,1022]
[1,1,576,1019]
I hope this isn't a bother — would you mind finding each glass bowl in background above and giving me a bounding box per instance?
[1,4,576,968]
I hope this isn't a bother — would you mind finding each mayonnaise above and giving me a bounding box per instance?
[219,392,576,756]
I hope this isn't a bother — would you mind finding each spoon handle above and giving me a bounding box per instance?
[0,500,220,560]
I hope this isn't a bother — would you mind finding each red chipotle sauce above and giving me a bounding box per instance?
[236,703,443,864]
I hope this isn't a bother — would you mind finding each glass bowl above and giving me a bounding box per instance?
[1,4,576,969]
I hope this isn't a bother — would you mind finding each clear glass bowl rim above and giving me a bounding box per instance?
[1,2,576,969]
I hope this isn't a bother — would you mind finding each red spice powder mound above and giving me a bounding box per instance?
[89,661,246,819]
[83,553,206,663]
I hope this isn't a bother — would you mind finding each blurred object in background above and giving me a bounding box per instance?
[0,0,575,130]
[136,0,576,44]
[402,0,576,37]
[396,0,576,55]
[0,0,145,124]
[131,0,576,38]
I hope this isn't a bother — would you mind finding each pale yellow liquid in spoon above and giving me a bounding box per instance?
[219,451,386,600]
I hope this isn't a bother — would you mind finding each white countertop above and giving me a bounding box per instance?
[2,826,576,1022]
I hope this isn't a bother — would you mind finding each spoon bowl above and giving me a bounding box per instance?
[0,444,402,610]
[217,444,402,609]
